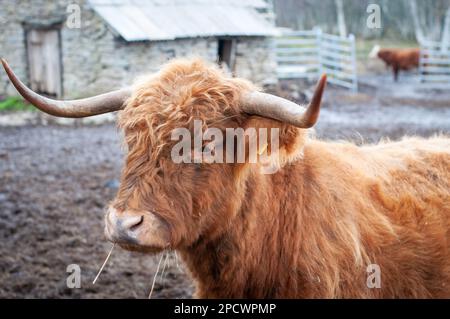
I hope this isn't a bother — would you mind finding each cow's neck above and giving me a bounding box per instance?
[180,162,309,298]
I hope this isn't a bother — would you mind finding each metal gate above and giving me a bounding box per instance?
[275,28,358,92]
[419,40,450,85]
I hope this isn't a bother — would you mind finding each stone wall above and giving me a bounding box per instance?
[0,0,277,99]
[235,37,277,86]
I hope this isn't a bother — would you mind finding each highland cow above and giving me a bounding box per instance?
[2,58,450,298]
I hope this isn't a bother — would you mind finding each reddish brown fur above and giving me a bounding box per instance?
[377,48,420,81]
[113,58,450,298]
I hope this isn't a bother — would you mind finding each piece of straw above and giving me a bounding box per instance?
[92,244,115,285]
[174,251,182,272]
[148,253,164,299]
[159,252,170,281]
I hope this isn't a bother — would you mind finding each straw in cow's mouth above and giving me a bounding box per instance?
[148,252,165,299]
[92,243,177,298]
[92,244,115,285]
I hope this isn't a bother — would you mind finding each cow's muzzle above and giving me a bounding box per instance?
[105,207,170,252]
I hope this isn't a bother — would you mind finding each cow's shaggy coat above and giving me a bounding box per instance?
[114,59,450,298]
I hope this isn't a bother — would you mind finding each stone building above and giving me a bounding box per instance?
[0,0,278,99]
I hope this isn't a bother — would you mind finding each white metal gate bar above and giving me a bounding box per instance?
[275,28,358,92]
[419,39,450,84]
[275,29,321,81]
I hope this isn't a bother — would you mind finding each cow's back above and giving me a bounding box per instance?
[304,136,450,297]
[360,136,450,237]
[397,49,420,70]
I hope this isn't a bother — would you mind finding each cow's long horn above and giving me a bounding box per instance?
[1,58,131,118]
[240,74,327,128]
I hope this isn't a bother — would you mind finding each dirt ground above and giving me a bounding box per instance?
[0,76,449,299]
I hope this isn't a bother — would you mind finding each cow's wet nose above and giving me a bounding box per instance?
[105,208,144,244]
[120,215,144,231]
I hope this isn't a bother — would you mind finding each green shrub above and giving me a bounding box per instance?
[0,97,34,112]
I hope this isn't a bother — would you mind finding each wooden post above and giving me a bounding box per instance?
[315,27,323,80]
[440,8,450,54]
[349,34,358,93]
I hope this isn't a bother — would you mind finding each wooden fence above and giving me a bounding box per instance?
[419,40,450,84]
[275,28,358,92]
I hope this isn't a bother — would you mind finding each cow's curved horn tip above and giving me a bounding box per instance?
[319,74,327,86]
[1,59,10,73]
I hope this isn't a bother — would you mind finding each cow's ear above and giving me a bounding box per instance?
[241,116,308,170]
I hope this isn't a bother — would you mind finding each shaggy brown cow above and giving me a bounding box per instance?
[2,58,450,298]
[369,45,420,81]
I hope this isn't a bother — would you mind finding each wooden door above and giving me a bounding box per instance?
[26,29,62,97]
[218,39,236,71]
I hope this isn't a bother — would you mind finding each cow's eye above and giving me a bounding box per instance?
[157,170,164,178]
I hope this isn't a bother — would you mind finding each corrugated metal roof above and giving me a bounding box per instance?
[90,0,270,9]
[88,0,278,41]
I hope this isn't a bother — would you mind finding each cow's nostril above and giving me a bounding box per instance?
[121,215,144,231]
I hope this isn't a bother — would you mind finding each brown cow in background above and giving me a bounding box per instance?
[369,45,420,81]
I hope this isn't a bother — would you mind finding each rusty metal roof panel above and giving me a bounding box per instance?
[89,0,277,41]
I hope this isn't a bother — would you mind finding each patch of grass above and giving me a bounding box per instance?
[0,97,34,112]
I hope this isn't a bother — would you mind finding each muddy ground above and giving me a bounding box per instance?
[0,77,449,299]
